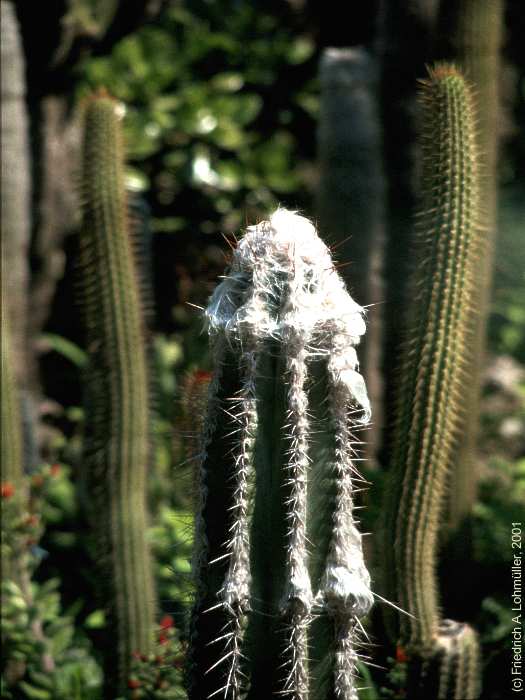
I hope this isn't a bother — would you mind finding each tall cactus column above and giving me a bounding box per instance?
[1,262,25,584]
[382,65,482,698]
[317,47,385,466]
[188,208,373,699]
[436,0,503,530]
[78,94,157,697]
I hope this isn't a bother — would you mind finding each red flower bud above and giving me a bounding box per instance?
[1,482,15,498]
[159,614,174,630]
[194,370,212,382]
[396,645,409,663]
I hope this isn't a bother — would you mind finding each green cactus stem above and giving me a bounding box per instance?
[188,208,373,699]
[180,368,213,509]
[1,275,25,586]
[317,47,385,467]
[382,63,482,656]
[78,93,157,697]
[1,0,30,592]
[436,0,503,531]
[1,290,23,498]
[407,621,481,700]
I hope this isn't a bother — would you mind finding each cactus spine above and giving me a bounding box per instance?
[382,64,482,696]
[188,208,373,699]
[79,94,156,696]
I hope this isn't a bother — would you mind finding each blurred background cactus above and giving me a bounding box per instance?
[1,1,523,699]
[78,94,158,697]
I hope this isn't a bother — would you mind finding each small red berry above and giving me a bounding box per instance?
[50,464,61,476]
[127,679,141,689]
[396,645,409,663]
[159,614,174,630]
[194,370,212,382]
[1,482,15,498]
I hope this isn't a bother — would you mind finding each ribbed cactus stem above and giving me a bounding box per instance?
[383,63,481,652]
[437,0,503,530]
[322,377,371,699]
[189,208,373,699]
[408,621,481,699]
[79,93,157,697]
[317,47,385,466]
[0,273,25,588]
[0,299,23,495]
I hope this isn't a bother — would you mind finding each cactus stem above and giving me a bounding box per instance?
[189,209,373,698]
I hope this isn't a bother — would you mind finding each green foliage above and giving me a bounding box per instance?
[77,3,317,236]
[150,506,193,610]
[1,579,102,700]
[473,458,525,567]
[1,462,102,700]
[490,187,525,363]
[122,620,185,700]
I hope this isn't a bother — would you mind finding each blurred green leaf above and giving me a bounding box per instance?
[40,334,88,369]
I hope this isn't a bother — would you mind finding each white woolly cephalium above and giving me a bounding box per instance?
[206,208,371,422]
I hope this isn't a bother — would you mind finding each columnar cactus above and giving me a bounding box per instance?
[382,64,482,696]
[78,93,157,697]
[408,621,481,700]
[188,208,373,699]
[0,277,25,585]
[0,292,23,499]
[437,0,503,529]
[317,47,385,466]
